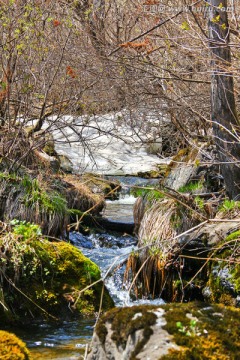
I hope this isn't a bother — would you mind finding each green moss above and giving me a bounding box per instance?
[95,303,240,359]
[43,135,56,156]
[95,305,157,356]
[205,237,239,305]
[164,148,195,178]
[82,173,120,199]
[207,267,236,306]
[225,230,240,241]
[230,264,240,293]
[0,330,31,359]
[161,302,240,359]
[0,235,113,323]
[137,170,163,179]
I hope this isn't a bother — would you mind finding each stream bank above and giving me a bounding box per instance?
[1,124,239,359]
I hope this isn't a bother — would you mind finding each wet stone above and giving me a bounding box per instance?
[69,232,94,249]
[94,233,137,248]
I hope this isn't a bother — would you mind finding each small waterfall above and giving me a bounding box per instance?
[69,176,164,307]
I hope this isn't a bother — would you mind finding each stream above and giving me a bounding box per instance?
[6,177,164,359]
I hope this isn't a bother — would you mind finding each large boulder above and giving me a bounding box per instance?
[0,224,114,323]
[87,302,240,359]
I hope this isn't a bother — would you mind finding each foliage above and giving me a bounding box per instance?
[10,220,42,240]
[194,196,205,210]
[176,319,199,337]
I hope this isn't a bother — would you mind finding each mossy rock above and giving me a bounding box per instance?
[89,302,240,359]
[204,263,239,307]
[0,235,114,323]
[0,330,31,360]
[82,173,120,199]
[203,234,240,307]
[161,302,240,359]
[163,147,201,191]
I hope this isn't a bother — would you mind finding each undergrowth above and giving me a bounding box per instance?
[178,181,203,193]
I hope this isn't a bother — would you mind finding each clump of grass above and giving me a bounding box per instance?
[178,181,203,194]
[21,176,68,215]
[194,196,205,210]
[219,199,240,212]
[131,186,164,201]
[138,199,177,249]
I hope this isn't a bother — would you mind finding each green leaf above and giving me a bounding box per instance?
[0,81,7,90]
[180,21,190,31]
[176,321,183,329]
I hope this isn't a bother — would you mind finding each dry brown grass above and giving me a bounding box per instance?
[62,174,105,215]
[138,199,178,254]
[125,197,200,302]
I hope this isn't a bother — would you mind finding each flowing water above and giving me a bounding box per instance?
[6,177,164,359]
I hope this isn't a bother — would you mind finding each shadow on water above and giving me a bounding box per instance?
[4,319,95,359]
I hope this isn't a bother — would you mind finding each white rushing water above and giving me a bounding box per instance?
[23,111,170,175]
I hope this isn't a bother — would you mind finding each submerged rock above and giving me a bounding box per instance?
[87,302,240,360]
[69,231,94,249]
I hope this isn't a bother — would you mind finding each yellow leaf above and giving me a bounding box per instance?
[181,21,190,31]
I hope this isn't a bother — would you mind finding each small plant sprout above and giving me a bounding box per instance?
[176,318,200,337]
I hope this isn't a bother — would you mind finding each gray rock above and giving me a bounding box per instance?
[87,307,180,360]
[58,155,73,173]
[87,303,240,359]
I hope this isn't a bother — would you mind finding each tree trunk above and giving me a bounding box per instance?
[209,0,240,199]
[73,0,106,57]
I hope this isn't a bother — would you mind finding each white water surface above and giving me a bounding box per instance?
[23,111,170,175]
